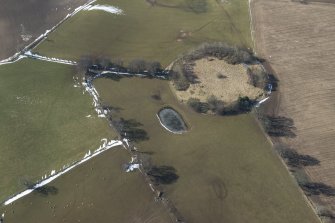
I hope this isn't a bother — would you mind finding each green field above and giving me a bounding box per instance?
[34,0,252,66]
[0,148,172,223]
[93,77,319,223]
[0,59,116,202]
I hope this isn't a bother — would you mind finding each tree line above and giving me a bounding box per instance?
[76,55,165,78]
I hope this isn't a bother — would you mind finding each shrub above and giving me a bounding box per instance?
[186,0,208,13]
[187,98,209,113]
[207,95,225,115]
[247,67,267,89]
[146,61,162,74]
[171,71,190,91]
[238,96,254,112]
[217,73,227,79]
[184,42,255,64]
[128,59,146,73]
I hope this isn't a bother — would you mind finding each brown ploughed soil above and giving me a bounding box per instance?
[0,0,88,60]
[251,0,335,213]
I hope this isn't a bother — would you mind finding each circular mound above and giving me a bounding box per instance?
[157,107,187,134]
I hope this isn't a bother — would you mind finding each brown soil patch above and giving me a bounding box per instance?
[252,0,335,213]
[0,0,89,60]
[174,58,264,105]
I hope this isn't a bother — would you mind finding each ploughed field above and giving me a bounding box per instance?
[0,59,115,202]
[251,0,335,211]
[0,0,89,60]
[0,148,173,223]
[34,0,252,65]
[94,77,319,223]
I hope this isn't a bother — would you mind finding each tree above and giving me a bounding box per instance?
[171,71,190,91]
[146,61,162,74]
[207,95,225,115]
[128,59,146,73]
[187,98,209,113]
[238,96,254,112]
[77,55,94,74]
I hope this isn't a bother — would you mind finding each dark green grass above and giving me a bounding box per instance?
[0,59,116,202]
[93,77,320,223]
[35,0,252,66]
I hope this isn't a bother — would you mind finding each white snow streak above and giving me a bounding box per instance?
[82,81,107,118]
[255,97,269,107]
[84,4,123,15]
[24,51,76,65]
[3,139,122,206]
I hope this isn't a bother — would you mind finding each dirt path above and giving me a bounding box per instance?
[251,0,335,214]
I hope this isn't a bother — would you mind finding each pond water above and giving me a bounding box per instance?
[157,107,187,134]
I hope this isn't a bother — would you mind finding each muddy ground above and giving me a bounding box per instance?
[251,0,335,214]
[0,0,88,60]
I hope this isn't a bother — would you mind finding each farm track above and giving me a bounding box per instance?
[251,0,335,212]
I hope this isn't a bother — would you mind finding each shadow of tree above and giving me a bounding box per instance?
[112,118,149,142]
[33,185,59,197]
[276,145,320,167]
[300,182,335,197]
[147,166,179,185]
[263,116,296,138]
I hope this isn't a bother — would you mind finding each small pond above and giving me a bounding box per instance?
[157,107,187,134]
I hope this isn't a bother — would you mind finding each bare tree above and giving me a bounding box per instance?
[146,61,162,74]
[128,59,146,73]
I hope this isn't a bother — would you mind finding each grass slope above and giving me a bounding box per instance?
[0,59,116,202]
[94,77,320,223]
[35,0,252,66]
[0,148,172,223]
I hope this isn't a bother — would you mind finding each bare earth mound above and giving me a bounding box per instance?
[174,58,264,105]
[252,0,335,213]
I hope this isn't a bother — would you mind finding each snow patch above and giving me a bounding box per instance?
[84,4,123,15]
[82,81,106,118]
[126,163,140,172]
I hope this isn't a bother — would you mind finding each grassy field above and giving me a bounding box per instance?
[93,77,320,223]
[0,58,116,202]
[0,148,172,223]
[34,0,252,66]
